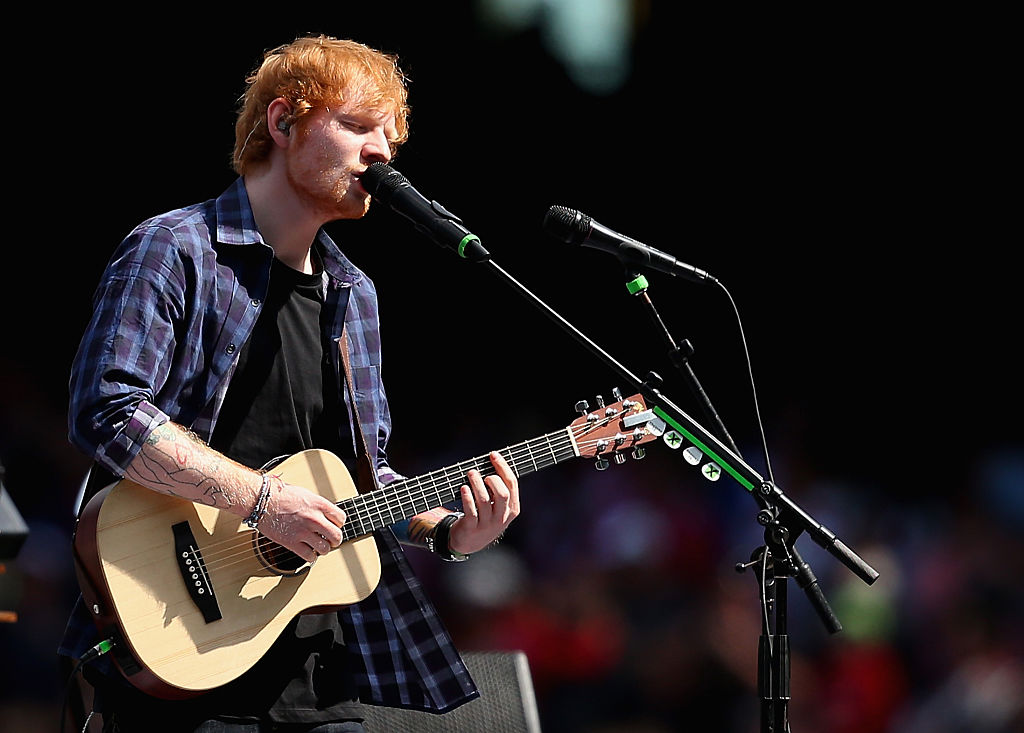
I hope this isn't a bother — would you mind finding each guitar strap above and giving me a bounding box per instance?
[338,326,380,495]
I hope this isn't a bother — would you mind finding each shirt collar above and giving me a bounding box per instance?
[215,177,364,286]
[215,177,262,246]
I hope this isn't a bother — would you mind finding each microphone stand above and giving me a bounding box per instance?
[417,237,879,731]
[617,268,851,731]
[622,270,740,457]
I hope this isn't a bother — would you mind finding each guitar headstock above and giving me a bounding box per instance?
[568,390,665,469]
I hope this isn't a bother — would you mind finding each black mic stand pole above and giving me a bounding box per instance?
[622,269,740,457]
[738,501,845,732]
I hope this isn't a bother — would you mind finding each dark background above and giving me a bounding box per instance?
[1,4,1020,732]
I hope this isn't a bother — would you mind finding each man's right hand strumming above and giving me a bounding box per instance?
[253,475,347,563]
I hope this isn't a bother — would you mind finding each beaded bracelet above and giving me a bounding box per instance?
[243,473,273,530]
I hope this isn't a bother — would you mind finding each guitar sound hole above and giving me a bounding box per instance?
[253,537,309,575]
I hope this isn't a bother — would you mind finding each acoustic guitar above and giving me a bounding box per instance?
[73,392,663,698]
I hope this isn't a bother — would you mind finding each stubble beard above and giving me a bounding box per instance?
[286,152,369,222]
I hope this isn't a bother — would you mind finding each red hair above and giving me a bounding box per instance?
[232,35,410,174]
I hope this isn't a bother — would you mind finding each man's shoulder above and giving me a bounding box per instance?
[134,198,216,238]
[131,177,246,245]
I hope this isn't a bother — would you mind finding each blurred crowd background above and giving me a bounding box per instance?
[1,3,1019,732]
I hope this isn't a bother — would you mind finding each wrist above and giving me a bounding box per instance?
[427,511,469,562]
[243,472,273,530]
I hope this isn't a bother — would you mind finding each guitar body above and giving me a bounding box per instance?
[73,449,381,698]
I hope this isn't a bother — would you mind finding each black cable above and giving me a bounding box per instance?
[59,639,115,733]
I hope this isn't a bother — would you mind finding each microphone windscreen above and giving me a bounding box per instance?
[543,205,590,245]
[362,162,405,201]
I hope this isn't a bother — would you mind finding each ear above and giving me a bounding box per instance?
[267,98,294,143]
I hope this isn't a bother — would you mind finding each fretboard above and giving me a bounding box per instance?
[337,427,576,540]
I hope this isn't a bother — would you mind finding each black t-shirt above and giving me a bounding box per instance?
[212,256,348,470]
[207,256,361,724]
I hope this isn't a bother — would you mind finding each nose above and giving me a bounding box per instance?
[363,128,392,164]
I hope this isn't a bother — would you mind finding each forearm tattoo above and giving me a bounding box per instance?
[124,424,247,510]
[407,508,451,546]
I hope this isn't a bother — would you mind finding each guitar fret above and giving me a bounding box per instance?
[546,434,559,465]
[393,493,414,522]
[375,495,390,528]
[525,441,539,474]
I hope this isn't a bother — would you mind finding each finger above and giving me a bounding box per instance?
[310,533,332,556]
[489,451,517,485]
[489,451,521,516]
[484,478,515,528]
[467,469,493,513]
[484,475,511,509]
[460,484,479,521]
[316,530,338,552]
[321,500,348,529]
[320,513,346,547]
[295,542,317,563]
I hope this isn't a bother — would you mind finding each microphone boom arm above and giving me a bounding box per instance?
[478,259,879,586]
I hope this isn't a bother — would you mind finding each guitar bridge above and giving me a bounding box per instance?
[172,521,222,623]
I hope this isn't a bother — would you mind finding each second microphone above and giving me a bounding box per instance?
[543,206,717,284]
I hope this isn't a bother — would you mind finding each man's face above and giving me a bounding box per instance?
[285,98,399,221]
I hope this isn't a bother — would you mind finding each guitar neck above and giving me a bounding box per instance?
[337,427,576,540]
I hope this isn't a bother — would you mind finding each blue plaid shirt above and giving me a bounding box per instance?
[61,177,478,713]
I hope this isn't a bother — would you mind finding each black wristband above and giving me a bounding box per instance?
[433,512,468,562]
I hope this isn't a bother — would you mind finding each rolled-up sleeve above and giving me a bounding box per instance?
[68,224,187,475]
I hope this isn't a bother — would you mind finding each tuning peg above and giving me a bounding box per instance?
[632,447,646,460]
[574,400,590,415]
[614,453,626,465]
[595,457,610,471]
[595,394,606,408]
[612,387,623,401]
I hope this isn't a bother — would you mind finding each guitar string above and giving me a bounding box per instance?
[333,430,576,538]
[197,412,645,576]
[199,430,591,572]
[196,425,636,577]
[187,434,587,579]
[190,436,569,570]
[251,416,633,555]
[195,432,618,577]
[155,409,646,580]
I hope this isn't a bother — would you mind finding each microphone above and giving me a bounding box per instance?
[543,205,717,284]
[361,163,490,262]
